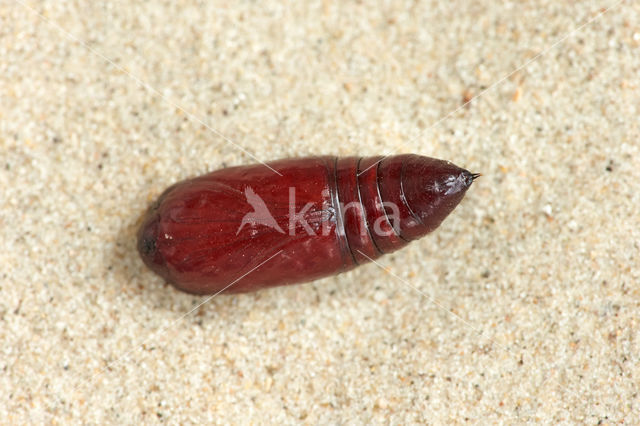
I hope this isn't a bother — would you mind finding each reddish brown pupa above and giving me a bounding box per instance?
[138,154,478,294]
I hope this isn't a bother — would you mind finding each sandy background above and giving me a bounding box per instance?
[1,0,639,423]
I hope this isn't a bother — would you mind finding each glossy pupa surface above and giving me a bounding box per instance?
[138,155,477,294]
